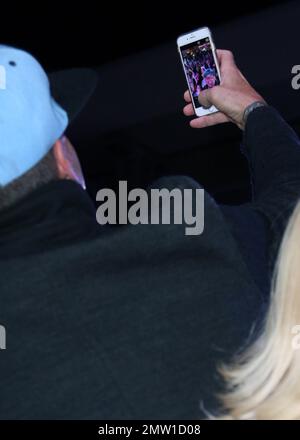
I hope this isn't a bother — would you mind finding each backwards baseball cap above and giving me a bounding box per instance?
[0,45,98,186]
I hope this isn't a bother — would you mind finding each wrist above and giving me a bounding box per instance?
[243,101,268,126]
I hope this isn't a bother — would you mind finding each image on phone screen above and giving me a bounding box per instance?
[180,37,220,109]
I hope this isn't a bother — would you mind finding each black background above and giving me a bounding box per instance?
[0,1,284,69]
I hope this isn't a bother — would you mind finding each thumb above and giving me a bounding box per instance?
[198,88,214,109]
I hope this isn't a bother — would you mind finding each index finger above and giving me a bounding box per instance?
[184,89,192,103]
[216,49,236,72]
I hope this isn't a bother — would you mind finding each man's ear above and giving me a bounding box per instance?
[53,137,72,179]
[52,137,86,189]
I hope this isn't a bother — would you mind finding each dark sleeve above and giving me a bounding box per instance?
[241,105,300,269]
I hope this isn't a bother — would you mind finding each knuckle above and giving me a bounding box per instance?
[225,49,233,57]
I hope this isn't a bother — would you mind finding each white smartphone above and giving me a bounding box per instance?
[177,27,221,117]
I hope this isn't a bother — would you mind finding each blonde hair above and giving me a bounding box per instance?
[217,201,300,420]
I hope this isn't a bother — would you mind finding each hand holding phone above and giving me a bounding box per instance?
[181,47,266,130]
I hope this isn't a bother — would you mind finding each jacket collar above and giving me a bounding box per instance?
[0,179,98,256]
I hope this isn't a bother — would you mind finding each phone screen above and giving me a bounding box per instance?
[180,37,220,109]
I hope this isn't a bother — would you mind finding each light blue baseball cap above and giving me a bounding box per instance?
[0,45,98,186]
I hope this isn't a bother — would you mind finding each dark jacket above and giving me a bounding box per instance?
[0,107,300,419]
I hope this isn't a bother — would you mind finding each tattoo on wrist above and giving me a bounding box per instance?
[243,101,267,125]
